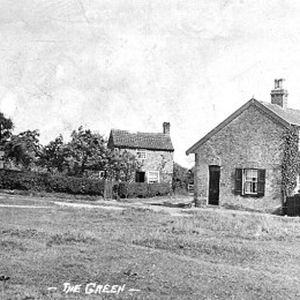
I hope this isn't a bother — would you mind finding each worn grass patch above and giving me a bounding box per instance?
[46,231,96,247]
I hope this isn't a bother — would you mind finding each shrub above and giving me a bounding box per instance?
[148,183,171,197]
[118,182,171,198]
[0,169,105,196]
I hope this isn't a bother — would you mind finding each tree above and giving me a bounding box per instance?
[5,129,42,170]
[64,126,108,176]
[0,112,14,145]
[39,135,67,173]
[172,162,190,193]
[106,149,141,182]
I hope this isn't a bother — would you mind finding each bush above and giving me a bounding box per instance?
[118,182,171,198]
[0,169,105,196]
[148,183,171,197]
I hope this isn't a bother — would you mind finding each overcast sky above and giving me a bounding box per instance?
[1,0,300,167]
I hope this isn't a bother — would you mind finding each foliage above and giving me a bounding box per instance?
[172,162,193,193]
[64,126,108,176]
[282,126,300,197]
[106,149,141,181]
[118,182,171,198]
[5,130,42,170]
[0,169,105,196]
[38,127,141,180]
[39,135,66,173]
[0,112,13,145]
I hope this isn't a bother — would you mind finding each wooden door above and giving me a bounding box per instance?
[208,166,220,205]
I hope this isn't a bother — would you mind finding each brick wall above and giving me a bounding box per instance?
[194,104,286,212]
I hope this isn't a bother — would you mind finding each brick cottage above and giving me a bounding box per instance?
[186,79,300,213]
[108,122,174,185]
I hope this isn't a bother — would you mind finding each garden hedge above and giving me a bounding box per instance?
[0,169,105,196]
[118,182,171,198]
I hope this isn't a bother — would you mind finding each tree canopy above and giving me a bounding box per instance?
[0,112,13,145]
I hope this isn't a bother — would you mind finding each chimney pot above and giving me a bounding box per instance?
[163,122,170,135]
[271,78,288,109]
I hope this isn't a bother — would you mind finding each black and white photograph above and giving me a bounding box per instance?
[0,0,300,299]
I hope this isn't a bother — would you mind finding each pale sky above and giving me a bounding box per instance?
[1,0,300,167]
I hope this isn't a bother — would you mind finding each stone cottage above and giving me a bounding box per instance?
[186,79,300,213]
[108,122,174,184]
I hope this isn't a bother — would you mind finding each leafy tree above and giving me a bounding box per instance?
[5,129,42,170]
[0,112,14,145]
[106,149,141,182]
[172,162,192,193]
[64,126,108,176]
[39,134,67,173]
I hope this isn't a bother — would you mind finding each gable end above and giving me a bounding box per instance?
[186,98,290,155]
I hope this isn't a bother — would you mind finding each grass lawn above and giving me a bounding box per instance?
[0,194,300,299]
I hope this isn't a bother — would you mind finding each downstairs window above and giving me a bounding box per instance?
[235,168,265,197]
[147,171,160,184]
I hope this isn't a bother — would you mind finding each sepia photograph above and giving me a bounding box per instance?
[0,0,300,299]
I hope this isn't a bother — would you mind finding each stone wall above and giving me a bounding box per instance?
[121,148,173,184]
[194,104,286,212]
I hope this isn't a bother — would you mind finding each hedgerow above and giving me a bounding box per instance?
[0,169,104,196]
[118,182,171,198]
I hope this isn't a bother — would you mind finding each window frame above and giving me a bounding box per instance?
[147,171,160,184]
[136,149,147,160]
[242,169,258,196]
[235,168,265,197]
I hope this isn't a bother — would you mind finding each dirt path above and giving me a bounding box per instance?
[0,204,52,209]
[53,201,125,210]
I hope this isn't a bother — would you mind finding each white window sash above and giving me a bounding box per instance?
[242,169,258,195]
[147,171,160,184]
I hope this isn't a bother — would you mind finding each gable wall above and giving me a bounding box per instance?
[194,104,286,212]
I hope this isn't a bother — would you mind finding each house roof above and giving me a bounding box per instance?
[186,98,300,155]
[260,101,300,126]
[109,129,174,151]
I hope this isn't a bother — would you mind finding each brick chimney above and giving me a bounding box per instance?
[163,122,170,135]
[270,78,288,109]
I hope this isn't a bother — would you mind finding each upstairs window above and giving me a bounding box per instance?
[136,149,147,159]
[147,171,160,184]
[235,168,265,197]
[99,171,105,179]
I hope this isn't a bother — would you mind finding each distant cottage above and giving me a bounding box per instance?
[108,122,174,184]
[186,79,300,213]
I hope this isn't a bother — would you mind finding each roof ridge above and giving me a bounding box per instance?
[111,128,168,135]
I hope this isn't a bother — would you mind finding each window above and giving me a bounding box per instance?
[147,171,160,184]
[244,169,258,194]
[298,131,300,151]
[235,168,265,197]
[99,171,105,179]
[136,149,147,159]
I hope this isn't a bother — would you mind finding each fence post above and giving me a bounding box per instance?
[104,179,113,200]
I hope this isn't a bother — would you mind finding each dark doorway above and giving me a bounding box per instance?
[135,171,145,183]
[208,166,220,205]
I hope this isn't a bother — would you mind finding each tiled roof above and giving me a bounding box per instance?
[260,101,300,126]
[109,129,174,151]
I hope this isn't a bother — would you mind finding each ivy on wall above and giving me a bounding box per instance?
[282,126,300,198]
